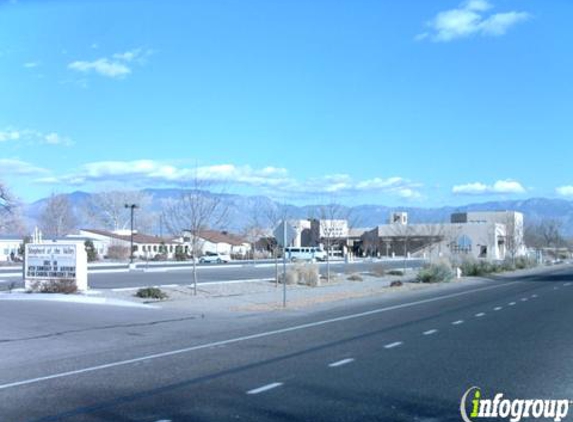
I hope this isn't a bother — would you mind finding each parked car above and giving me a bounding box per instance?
[199,252,231,264]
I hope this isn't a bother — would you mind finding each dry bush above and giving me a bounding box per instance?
[369,263,387,278]
[29,279,78,294]
[282,264,320,287]
[106,245,130,260]
[347,273,363,282]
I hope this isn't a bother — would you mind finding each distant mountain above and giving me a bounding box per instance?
[22,190,573,236]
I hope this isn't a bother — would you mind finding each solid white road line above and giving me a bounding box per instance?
[329,358,355,368]
[494,307,503,311]
[475,313,485,318]
[384,342,403,349]
[247,382,283,395]
[423,329,438,336]
[0,280,521,392]
[452,320,464,325]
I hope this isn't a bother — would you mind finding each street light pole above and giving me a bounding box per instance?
[124,204,138,264]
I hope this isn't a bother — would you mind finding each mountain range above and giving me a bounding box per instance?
[22,189,573,236]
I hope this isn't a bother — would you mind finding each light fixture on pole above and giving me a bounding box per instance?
[124,203,139,264]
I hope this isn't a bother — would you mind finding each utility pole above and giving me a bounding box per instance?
[124,204,138,264]
[283,219,287,308]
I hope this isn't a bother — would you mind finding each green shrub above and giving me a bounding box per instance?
[417,263,454,283]
[135,287,168,300]
[515,256,537,270]
[84,240,99,262]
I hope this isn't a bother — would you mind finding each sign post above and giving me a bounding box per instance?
[273,221,295,308]
[25,244,88,292]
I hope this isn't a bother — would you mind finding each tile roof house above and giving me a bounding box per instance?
[78,229,185,260]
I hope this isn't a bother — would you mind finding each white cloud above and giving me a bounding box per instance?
[556,186,573,197]
[23,62,39,68]
[44,132,74,146]
[0,130,21,142]
[0,127,73,146]
[68,58,131,78]
[68,48,153,79]
[452,179,526,195]
[38,159,424,200]
[417,1,530,42]
[0,159,49,176]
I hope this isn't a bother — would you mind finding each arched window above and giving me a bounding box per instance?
[451,235,472,254]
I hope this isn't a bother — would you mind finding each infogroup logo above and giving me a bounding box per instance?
[460,387,571,422]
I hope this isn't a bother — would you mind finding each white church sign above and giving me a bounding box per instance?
[25,243,88,292]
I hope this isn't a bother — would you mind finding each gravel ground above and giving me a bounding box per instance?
[93,269,453,312]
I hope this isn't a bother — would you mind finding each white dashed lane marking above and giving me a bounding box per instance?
[509,302,516,306]
[247,382,283,395]
[423,329,438,336]
[494,307,503,311]
[329,358,355,368]
[531,294,538,298]
[475,313,486,318]
[521,298,528,302]
[452,320,464,326]
[384,342,403,349]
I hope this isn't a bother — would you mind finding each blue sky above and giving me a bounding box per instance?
[1,0,571,206]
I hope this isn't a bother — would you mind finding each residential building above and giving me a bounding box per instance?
[0,235,22,261]
[182,230,251,257]
[78,229,184,260]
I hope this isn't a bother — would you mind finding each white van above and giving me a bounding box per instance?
[285,246,327,262]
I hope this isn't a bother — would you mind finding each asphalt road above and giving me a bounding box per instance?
[1,266,572,421]
[0,259,425,289]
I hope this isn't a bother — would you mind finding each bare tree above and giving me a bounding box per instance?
[389,221,414,272]
[162,177,228,295]
[539,219,564,259]
[0,182,25,235]
[0,182,14,215]
[504,212,524,263]
[39,193,77,237]
[314,202,352,283]
[243,198,269,262]
[419,222,448,263]
[85,190,154,232]
[524,222,545,249]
